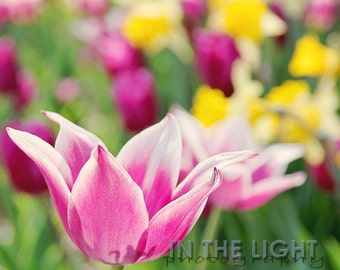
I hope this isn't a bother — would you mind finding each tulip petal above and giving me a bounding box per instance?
[170,105,209,161]
[68,146,149,265]
[139,168,221,262]
[236,172,306,211]
[209,163,251,210]
[117,114,182,218]
[174,151,257,199]
[42,111,106,182]
[209,116,256,155]
[6,128,71,229]
[251,144,305,183]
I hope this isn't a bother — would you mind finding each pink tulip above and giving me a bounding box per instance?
[0,119,54,193]
[171,105,306,210]
[71,0,109,16]
[6,111,255,264]
[96,34,142,77]
[193,29,240,97]
[112,68,158,132]
[209,144,306,211]
[305,0,339,31]
[171,105,256,179]
[1,0,44,23]
[0,37,18,93]
[182,0,206,34]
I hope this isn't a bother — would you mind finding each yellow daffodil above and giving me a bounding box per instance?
[191,85,229,127]
[191,60,264,126]
[289,34,340,77]
[207,0,286,43]
[254,79,340,164]
[117,0,192,61]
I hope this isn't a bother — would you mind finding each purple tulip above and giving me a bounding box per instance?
[112,68,158,132]
[7,111,255,264]
[96,34,142,77]
[0,37,18,93]
[193,29,240,97]
[0,119,54,193]
[171,105,306,211]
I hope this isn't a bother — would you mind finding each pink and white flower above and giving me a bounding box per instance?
[7,111,254,264]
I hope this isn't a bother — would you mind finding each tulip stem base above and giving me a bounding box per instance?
[111,265,124,270]
[197,207,223,270]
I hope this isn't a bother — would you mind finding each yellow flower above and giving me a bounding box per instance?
[254,79,340,165]
[120,0,192,60]
[191,85,229,127]
[207,0,286,43]
[191,60,265,127]
[289,34,340,77]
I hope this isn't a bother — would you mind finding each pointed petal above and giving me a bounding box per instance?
[174,151,257,199]
[116,114,182,218]
[67,146,149,265]
[237,172,306,211]
[170,105,209,161]
[6,128,71,229]
[209,163,251,210]
[251,144,305,183]
[138,168,221,262]
[42,111,106,182]
[209,116,257,155]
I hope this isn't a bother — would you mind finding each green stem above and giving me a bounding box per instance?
[111,265,124,270]
[197,208,223,270]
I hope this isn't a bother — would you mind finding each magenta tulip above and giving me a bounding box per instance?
[193,29,240,97]
[182,0,206,34]
[0,37,18,93]
[112,68,158,132]
[7,111,255,264]
[96,34,142,77]
[0,119,54,193]
[14,70,37,110]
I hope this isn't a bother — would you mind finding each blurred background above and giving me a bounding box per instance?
[1,0,340,269]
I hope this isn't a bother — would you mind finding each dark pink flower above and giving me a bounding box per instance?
[112,68,158,132]
[0,37,18,93]
[14,70,37,110]
[193,29,240,97]
[0,119,54,193]
[96,34,142,76]
[182,0,206,34]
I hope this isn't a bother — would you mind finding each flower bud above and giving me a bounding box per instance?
[112,68,158,132]
[0,119,54,194]
[0,37,18,93]
[193,29,240,97]
[14,70,37,110]
[96,34,142,77]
